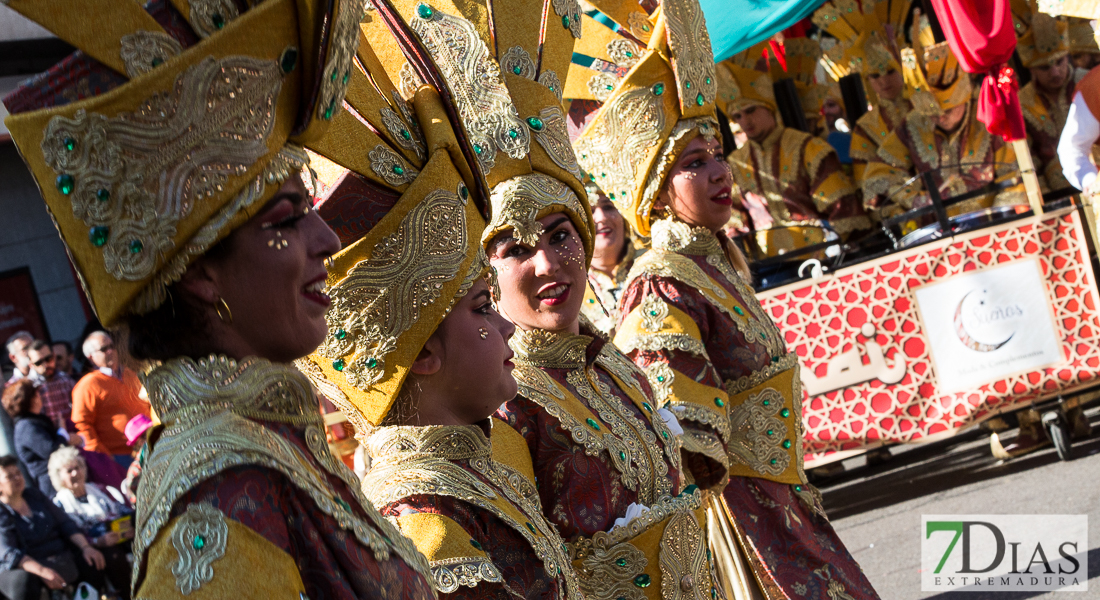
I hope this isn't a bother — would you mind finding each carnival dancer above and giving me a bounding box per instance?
[1014,0,1076,192]
[291,0,590,592]
[1,0,436,597]
[715,56,871,242]
[863,18,1027,220]
[582,183,643,335]
[1068,18,1100,74]
[565,4,881,599]
[814,0,914,187]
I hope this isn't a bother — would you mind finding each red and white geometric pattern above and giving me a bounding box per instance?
[757,208,1100,466]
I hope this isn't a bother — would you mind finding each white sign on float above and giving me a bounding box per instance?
[913,258,1063,394]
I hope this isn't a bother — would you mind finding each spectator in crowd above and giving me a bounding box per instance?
[72,333,149,466]
[0,455,107,599]
[2,380,65,496]
[25,341,76,433]
[49,342,78,380]
[119,415,152,505]
[4,333,32,385]
[48,448,131,599]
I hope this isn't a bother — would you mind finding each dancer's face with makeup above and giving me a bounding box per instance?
[488,213,588,335]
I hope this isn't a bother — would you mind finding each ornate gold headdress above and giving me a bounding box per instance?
[815,0,905,78]
[1067,17,1100,55]
[2,0,361,327]
[297,0,589,428]
[1014,0,1071,67]
[902,16,973,116]
[714,43,776,116]
[568,0,721,237]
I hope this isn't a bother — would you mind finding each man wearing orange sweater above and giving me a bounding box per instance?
[72,332,149,465]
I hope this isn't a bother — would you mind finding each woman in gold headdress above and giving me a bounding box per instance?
[292,0,587,592]
[571,1,881,598]
[582,181,642,335]
[2,0,434,597]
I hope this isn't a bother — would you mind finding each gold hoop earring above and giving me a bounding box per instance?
[215,297,233,324]
[479,328,489,340]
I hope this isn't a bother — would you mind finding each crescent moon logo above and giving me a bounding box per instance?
[953,290,1014,352]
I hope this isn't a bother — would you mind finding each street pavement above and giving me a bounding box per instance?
[820,407,1100,600]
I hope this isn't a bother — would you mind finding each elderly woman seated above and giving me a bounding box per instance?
[0,455,107,599]
[47,448,132,600]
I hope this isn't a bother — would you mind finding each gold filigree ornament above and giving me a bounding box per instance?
[484,173,593,255]
[119,31,183,78]
[408,6,530,172]
[316,184,476,424]
[658,511,712,600]
[502,46,538,79]
[569,0,721,237]
[5,0,361,327]
[170,503,228,595]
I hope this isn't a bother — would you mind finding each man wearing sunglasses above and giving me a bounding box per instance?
[25,341,76,434]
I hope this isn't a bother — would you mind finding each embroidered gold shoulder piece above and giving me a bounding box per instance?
[364,426,583,599]
[136,356,431,588]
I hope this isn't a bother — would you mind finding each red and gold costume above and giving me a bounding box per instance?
[1014,1,1075,191]
[567,0,880,596]
[716,57,871,239]
[862,22,1026,219]
[615,220,881,600]
[293,0,594,596]
[470,2,732,598]
[1,0,437,596]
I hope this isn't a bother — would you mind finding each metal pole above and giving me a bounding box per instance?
[920,170,953,235]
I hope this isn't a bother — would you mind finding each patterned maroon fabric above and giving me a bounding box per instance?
[495,332,683,541]
[36,372,76,433]
[162,421,435,600]
[619,245,880,600]
[384,495,562,600]
[316,171,403,247]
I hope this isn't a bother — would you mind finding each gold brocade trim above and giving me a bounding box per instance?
[680,429,729,468]
[539,70,564,102]
[380,105,427,162]
[187,0,240,38]
[511,329,680,501]
[1019,80,1071,140]
[368,145,420,186]
[319,186,468,391]
[40,55,284,284]
[663,0,718,109]
[616,332,710,360]
[640,294,669,332]
[169,503,227,595]
[486,173,589,248]
[534,106,584,181]
[658,510,712,600]
[630,220,784,359]
[363,425,583,599]
[645,363,674,403]
[574,86,666,215]
[135,356,431,588]
[726,387,790,477]
[409,7,529,172]
[431,557,505,593]
[315,0,361,123]
[119,31,183,78]
[502,46,537,79]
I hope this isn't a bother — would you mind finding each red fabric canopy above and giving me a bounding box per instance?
[928,0,1026,141]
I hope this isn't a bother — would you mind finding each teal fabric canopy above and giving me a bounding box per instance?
[702,0,828,62]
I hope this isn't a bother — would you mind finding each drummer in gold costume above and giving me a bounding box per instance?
[862,20,1026,219]
[1068,18,1100,73]
[815,0,914,187]
[1,0,436,597]
[716,55,871,241]
[1014,0,1076,192]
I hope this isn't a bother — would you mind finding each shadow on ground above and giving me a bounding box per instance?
[817,412,1100,521]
